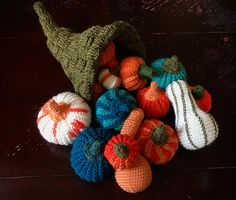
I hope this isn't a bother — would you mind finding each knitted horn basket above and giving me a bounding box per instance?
[33,1,146,100]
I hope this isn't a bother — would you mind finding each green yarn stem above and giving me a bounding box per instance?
[151,125,168,145]
[114,143,129,158]
[163,55,179,73]
[89,140,104,156]
[139,64,156,79]
[192,85,204,100]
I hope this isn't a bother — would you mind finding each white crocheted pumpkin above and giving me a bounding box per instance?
[37,92,92,145]
[166,80,219,150]
[98,68,121,89]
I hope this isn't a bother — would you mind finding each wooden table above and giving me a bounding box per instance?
[0,0,235,199]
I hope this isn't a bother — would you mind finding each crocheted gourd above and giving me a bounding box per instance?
[70,128,114,183]
[136,119,178,164]
[136,82,170,118]
[96,89,137,131]
[105,108,152,193]
[37,92,91,145]
[98,68,121,89]
[151,55,187,90]
[190,85,212,112]
[120,57,156,91]
[33,2,146,101]
[93,82,106,102]
[166,80,219,150]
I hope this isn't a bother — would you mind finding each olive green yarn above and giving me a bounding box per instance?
[33,2,146,100]
[139,64,155,79]
[192,85,204,100]
[114,143,129,158]
[151,125,168,145]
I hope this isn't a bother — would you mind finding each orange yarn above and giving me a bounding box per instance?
[115,154,152,193]
[190,85,212,112]
[93,82,106,101]
[136,82,170,118]
[137,119,179,165]
[104,134,140,170]
[99,42,116,67]
[120,57,148,91]
[120,108,144,138]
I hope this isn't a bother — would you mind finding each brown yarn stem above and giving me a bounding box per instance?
[163,55,179,73]
[151,125,168,145]
[144,82,160,100]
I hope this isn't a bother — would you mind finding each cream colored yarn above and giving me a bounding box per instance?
[37,92,92,145]
[166,80,219,150]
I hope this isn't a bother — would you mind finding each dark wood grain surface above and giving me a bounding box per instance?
[0,0,236,199]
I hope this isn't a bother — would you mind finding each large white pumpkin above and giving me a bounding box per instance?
[37,92,92,145]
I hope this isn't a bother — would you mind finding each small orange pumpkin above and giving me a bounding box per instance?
[98,41,116,67]
[190,85,212,112]
[120,56,156,91]
[136,119,178,165]
[136,81,170,118]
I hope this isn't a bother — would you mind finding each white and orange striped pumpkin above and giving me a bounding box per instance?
[37,92,92,145]
[98,68,121,89]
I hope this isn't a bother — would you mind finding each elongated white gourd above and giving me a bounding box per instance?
[166,80,219,150]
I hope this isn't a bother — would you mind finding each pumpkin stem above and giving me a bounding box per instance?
[45,99,70,122]
[192,85,205,100]
[88,140,104,157]
[151,125,168,145]
[114,143,129,158]
[163,55,179,73]
[145,81,160,100]
[139,64,156,79]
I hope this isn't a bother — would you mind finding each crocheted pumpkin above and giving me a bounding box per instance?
[190,85,212,112]
[93,82,106,101]
[105,108,152,193]
[37,92,91,145]
[166,80,219,150]
[96,89,137,131]
[98,68,121,89]
[136,82,170,118]
[120,56,156,91]
[115,154,152,193]
[98,42,116,67]
[136,119,178,164]
[151,55,187,90]
[34,2,146,100]
[70,128,114,183]
[104,134,140,170]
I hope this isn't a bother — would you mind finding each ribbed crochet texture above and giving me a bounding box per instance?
[96,89,137,131]
[70,128,114,182]
[33,2,146,100]
[151,55,187,90]
[166,80,219,150]
[37,92,91,145]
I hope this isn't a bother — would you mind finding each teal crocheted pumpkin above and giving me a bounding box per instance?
[96,89,137,131]
[151,55,187,89]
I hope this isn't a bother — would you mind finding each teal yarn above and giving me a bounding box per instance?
[96,89,137,131]
[151,55,187,90]
[70,128,114,183]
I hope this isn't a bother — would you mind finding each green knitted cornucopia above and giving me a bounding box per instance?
[33,2,146,100]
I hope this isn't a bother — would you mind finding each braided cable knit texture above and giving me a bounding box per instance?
[96,89,137,131]
[70,128,114,182]
[37,92,91,145]
[33,2,146,100]
[166,80,219,150]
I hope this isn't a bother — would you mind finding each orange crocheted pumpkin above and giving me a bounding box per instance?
[136,119,178,165]
[115,154,152,193]
[136,82,170,119]
[190,85,212,112]
[120,56,155,91]
[104,134,140,170]
[98,41,116,67]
